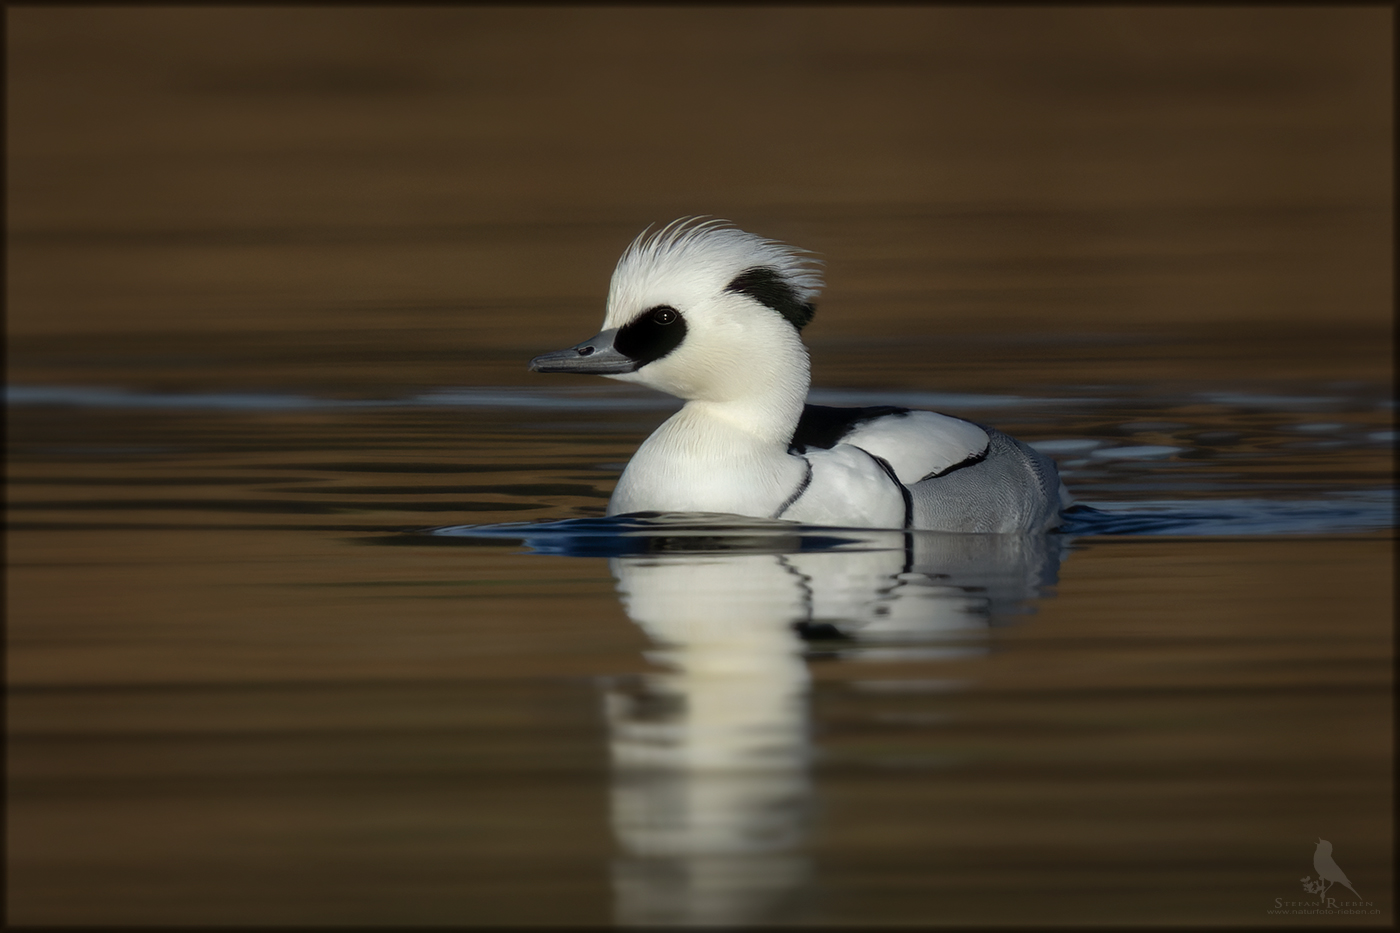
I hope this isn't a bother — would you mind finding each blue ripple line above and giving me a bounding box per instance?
[4,385,371,411]
[433,492,1395,554]
[2,384,677,412]
[1059,492,1394,536]
[5,384,1074,413]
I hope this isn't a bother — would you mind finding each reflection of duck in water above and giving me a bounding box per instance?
[605,549,812,927]
[602,523,1064,926]
[531,218,1069,532]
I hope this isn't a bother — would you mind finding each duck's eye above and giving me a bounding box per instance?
[615,304,688,365]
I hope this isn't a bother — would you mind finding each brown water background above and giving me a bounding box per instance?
[7,7,1393,926]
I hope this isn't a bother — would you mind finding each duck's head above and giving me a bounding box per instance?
[530,218,823,404]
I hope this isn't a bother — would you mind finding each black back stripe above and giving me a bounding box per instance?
[860,448,913,529]
[790,404,910,453]
[772,457,814,519]
[917,443,990,483]
[725,267,815,331]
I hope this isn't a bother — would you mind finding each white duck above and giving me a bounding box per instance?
[530,218,1068,533]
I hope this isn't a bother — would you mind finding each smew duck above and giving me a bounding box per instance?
[529,218,1068,532]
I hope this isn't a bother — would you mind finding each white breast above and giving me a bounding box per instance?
[608,406,809,517]
[781,446,908,528]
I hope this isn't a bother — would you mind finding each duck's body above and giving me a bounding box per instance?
[530,219,1068,533]
[610,402,1063,533]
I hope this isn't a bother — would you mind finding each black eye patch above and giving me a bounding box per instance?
[614,304,687,366]
[725,267,815,331]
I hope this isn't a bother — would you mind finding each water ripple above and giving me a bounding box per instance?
[430,489,1394,558]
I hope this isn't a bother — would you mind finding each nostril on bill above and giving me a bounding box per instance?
[578,346,595,356]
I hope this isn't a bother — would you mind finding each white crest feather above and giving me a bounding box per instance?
[605,217,824,325]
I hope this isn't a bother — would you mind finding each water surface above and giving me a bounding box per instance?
[9,359,1392,925]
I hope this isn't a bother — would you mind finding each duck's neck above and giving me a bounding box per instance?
[610,355,811,517]
[682,358,809,448]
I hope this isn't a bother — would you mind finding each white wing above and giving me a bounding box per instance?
[841,411,990,484]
